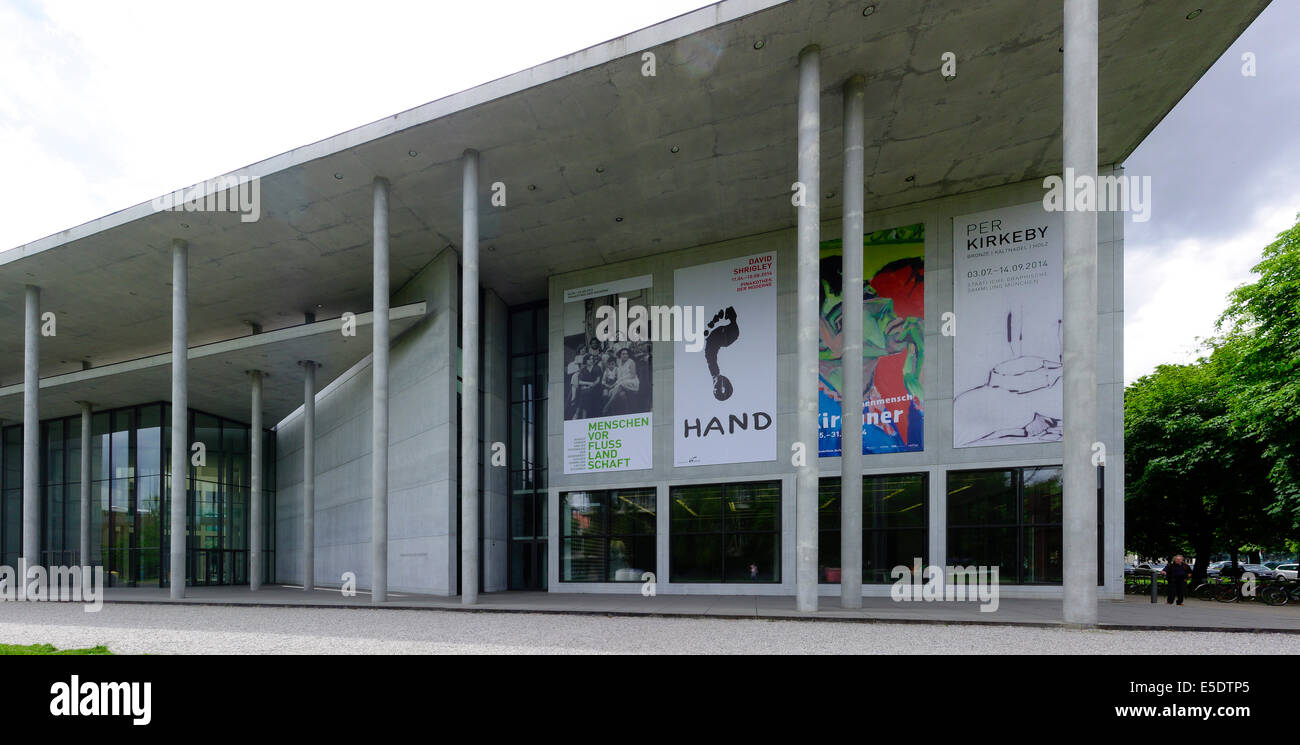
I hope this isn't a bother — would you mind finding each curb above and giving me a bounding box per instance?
[97,598,1300,634]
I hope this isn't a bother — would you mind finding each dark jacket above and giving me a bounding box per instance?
[1164,562,1192,581]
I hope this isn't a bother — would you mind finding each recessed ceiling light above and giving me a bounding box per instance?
[333,173,344,180]
[753,39,765,50]
[408,150,418,157]
[315,303,324,309]
[1186,9,1202,20]
[670,145,680,153]
[862,5,876,16]
[905,175,915,182]
[615,216,624,222]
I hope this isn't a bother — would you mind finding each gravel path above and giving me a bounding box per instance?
[0,602,1293,654]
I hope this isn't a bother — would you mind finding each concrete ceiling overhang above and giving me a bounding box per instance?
[0,304,425,424]
[0,0,1270,391]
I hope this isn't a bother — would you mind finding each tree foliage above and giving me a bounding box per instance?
[1125,212,1300,573]
[1124,359,1278,577]
[1214,215,1300,530]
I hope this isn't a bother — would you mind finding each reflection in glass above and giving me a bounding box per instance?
[0,404,277,587]
[561,488,655,582]
[946,467,1063,584]
[818,473,929,584]
[670,481,781,583]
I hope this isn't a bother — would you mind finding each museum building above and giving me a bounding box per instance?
[0,0,1270,612]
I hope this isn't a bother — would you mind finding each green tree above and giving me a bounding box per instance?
[1214,214,1300,532]
[1124,358,1278,581]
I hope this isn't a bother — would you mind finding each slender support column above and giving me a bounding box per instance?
[169,239,188,600]
[300,361,317,592]
[840,74,866,609]
[1062,0,1099,626]
[461,149,480,605]
[371,177,390,603]
[248,371,263,591]
[77,401,92,566]
[22,285,40,577]
[795,46,821,612]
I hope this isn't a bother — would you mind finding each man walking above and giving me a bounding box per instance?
[1163,554,1192,606]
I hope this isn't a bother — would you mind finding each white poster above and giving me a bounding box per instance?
[561,275,654,474]
[952,202,1064,448]
[674,253,777,466]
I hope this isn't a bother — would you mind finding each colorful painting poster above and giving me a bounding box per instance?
[818,223,925,456]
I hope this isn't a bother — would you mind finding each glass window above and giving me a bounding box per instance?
[0,402,274,589]
[946,467,1064,585]
[193,413,221,484]
[508,305,548,590]
[818,473,929,584]
[560,487,655,582]
[670,481,781,583]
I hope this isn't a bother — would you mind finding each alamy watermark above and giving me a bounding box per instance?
[890,558,1000,612]
[0,559,104,612]
[1042,168,1151,223]
[593,298,708,352]
[151,174,261,222]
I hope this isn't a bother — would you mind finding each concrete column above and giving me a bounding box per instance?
[169,239,188,600]
[248,371,263,591]
[1062,0,1099,626]
[77,401,91,566]
[840,74,865,609]
[461,149,480,605]
[22,285,39,574]
[299,360,317,592]
[372,176,390,603]
[795,46,820,612]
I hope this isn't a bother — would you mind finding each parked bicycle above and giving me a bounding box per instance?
[1261,581,1300,607]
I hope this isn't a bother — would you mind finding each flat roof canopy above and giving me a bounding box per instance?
[0,305,424,424]
[0,0,1269,393]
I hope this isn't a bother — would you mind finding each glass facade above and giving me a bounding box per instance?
[669,480,781,582]
[508,305,548,589]
[0,402,275,587]
[818,473,928,583]
[560,487,655,582]
[946,466,1062,584]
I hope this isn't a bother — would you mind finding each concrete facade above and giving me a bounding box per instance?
[274,248,504,595]
[547,173,1126,599]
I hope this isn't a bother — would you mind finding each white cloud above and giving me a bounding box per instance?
[0,0,715,249]
[1123,200,1298,383]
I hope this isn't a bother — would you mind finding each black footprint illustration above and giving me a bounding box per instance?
[704,306,740,401]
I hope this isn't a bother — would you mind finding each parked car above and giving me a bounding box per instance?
[1135,563,1165,576]
[1205,561,1232,578]
[1272,563,1298,581]
[1240,563,1277,580]
[1124,563,1136,577]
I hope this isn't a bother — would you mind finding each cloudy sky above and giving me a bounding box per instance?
[1,0,1295,384]
[1122,0,1300,382]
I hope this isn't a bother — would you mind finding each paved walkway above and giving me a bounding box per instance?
[96,585,1300,633]
[4,602,1294,654]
